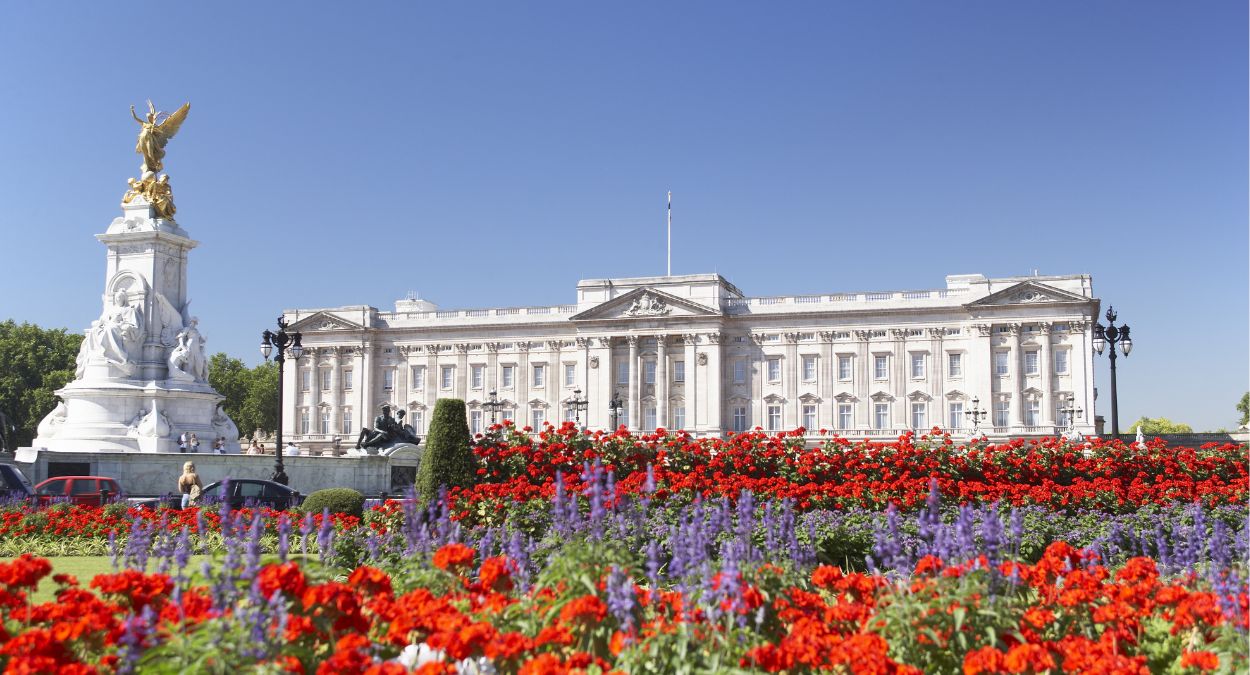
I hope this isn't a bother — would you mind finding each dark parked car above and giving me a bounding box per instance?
[0,464,34,503]
[34,476,123,506]
[134,478,300,511]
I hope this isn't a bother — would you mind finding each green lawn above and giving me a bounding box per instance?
[4,554,313,604]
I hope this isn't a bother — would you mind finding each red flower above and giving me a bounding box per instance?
[258,561,307,600]
[559,594,607,625]
[433,543,476,572]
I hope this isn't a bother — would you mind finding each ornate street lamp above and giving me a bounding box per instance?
[1092,306,1132,437]
[965,396,988,436]
[566,388,589,427]
[1058,393,1084,434]
[260,316,303,485]
[482,390,505,426]
[608,391,624,430]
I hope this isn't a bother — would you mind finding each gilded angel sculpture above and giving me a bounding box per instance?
[130,101,190,174]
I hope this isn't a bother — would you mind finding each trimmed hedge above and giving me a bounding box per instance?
[415,398,476,502]
[300,487,365,519]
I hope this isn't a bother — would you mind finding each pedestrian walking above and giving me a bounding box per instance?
[177,461,202,509]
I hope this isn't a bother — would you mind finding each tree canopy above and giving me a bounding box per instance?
[1126,417,1193,435]
[0,320,82,448]
[206,353,278,440]
[1238,392,1249,427]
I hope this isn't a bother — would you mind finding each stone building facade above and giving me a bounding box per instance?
[282,273,1100,448]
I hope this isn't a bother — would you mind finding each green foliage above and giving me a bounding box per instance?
[207,352,278,439]
[1126,417,1194,435]
[1238,392,1249,427]
[299,487,365,519]
[415,398,476,503]
[0,320,82,447]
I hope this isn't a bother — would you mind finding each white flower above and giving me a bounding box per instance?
[394,644,496,674]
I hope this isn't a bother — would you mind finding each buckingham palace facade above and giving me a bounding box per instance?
[281,272,1100,447]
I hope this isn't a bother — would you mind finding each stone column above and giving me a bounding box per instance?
[329,347,341,435]
[683,334,699,432]
[928,328,945,429]
[594,337,614,430]
[486,342,500,399]
[819,332,835,430]
[892,329,908,429]
[424,344,440,414]
[969,324,993,431]
[1038,323,1054,426]
[547,340,563,417]
[704,332,723,435]
[360,343,375,431]
[1009,324,1024,427]
[784,332,800,429]
[627,336,640,430]
[1073,320,1095,433]
[454,344,470,401]
[656,336,669,429]
[308,351,322,437]
[854,330,871,429]
[282,352,299,439]
[517,342,530,425]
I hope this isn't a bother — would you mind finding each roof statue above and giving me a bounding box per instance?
[123,101,189,220]
[130,100,190,175]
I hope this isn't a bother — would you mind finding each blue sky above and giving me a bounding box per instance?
[0,2,1245,430]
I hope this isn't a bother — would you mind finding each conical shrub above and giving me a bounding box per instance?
[415,398,477,502]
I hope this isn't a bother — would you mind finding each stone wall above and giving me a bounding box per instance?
[13,450,416,497]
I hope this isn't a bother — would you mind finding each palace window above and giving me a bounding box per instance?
[802,356,817,382]
[672,406,685,429]
[319,368,331,391]
[673,360,685,383]
[617,361,629,385]
[1024,351,1039,375]
[644,406,657,430]
[994,351,1009,375]
[470,410,483,435]
[993,400,1010,427]
[471,365,484,389]
[644,361,656,385]
[767,358,781,383]
[410,366,424,390]
[300,370,311,392]
[501,365,515,388]
[838,355,853,381]
[564,363,576,387]
[383,369,395,391]
[411,409,424,434]
[299,408,310,434]
[802,404,816,430]
[342,369,353,390]
[532,365,546,387]
[320,408,330,434]
[767,405,782,431]
[732,406,748,432]
[910,353,926,379]
[530,408,545,430]
[1054,349,1069,374]
[873,355,888,380]
[948,353,962,378]
[838,403,853,430]
[733,360,747,383]
[948,402,963,429]
[1025,400,1041,426]
[873,403,889,430]
[342,407,353,434]
[440,366,454,390]
[911,402,926,430]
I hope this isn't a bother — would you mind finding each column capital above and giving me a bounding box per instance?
[973,323,992,337]
[1067,320,1089,333]
[425,343,443,355]
[1006,323,1023,337]
[575,337,590,349]
[596,336,614,348]
[1035,321,1054,335]
[927,327,946,339]
[889,328,909,340]
[517,341,532,352]
[485,342,501,352]
[853,329,872,342]
[681,333,700,344]
[750,332,768,344]
[626,335,641,347]
[818,331,835,343]
[784,332,801,344]
[546,340,563,352]
[704,332,723,345]
[454,343,470,353]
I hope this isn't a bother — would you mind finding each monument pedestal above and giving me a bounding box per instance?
[29,198,241,454]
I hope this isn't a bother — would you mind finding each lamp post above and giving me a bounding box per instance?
[1058,393,1084,434]
[260,316,303,485]
[1092,306,1133,438]
[608,391,624,430]
[483,390,505,426]
[965,396,988,437]
[566,387,589,428]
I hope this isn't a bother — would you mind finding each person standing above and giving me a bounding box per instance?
[190,433,200,453]
[213,437,225,454]
[247,439,263,455]
[177,461,202,509]
[179,431,188,453]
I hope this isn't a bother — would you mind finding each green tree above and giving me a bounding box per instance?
[207,353,278,440]
[0,320,82,448]
[415,398,476,502]
[1238,392,1249,427]
[1126,417,1193,435]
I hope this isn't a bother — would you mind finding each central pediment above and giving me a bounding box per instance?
[287,311,366,332]
[964,281,1090,308]
[569,287,721,322]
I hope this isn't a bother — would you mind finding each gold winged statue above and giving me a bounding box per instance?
[130,100,190,175]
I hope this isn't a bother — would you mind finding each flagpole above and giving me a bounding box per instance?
[666,191,672,276]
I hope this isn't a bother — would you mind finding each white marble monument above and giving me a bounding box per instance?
[29,101,240,454]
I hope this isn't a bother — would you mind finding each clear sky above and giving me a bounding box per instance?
[0,2,1245,430]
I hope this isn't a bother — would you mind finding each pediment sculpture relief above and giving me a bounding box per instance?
[623,292,671,317]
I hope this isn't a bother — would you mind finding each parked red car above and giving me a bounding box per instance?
[34,476,123,506]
